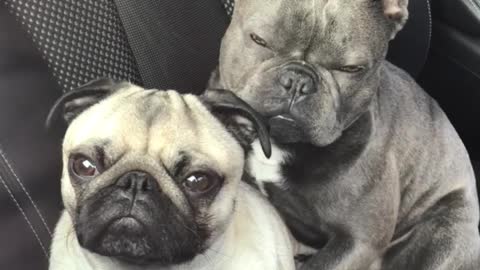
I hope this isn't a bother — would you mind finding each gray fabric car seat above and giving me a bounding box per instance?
[0,1,228,269]
[0,0,431,269]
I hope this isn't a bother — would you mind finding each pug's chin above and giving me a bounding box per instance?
[269,115,309,144]
[83,215,204,267]
[93,217,154,264]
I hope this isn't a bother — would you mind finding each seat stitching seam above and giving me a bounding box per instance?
[0,174,49,258]
[0,146,53,236]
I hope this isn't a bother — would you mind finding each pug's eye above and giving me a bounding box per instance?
[71,155,98,178]
[250,33,268,47]
[338,65,366,73]
[183,172,222,194]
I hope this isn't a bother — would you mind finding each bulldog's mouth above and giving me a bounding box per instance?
[268,114,309,143]
[272,114,295,122]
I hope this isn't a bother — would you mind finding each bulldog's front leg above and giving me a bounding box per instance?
[380,189,480,270]
[299,234,379,270]
[263,183,385,270]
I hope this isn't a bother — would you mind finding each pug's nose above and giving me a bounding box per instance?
[279,65,317,96]
[115,171,159,195]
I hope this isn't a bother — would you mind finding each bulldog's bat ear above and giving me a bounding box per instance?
[201,89,272,158]
[381,0,409,39]
[46,78,122,129]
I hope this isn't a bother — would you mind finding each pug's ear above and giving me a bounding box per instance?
[45,78,123,129]
[381,0,409,39]
[201,89,272,158]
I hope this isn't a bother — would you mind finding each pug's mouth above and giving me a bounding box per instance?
[94,216,154,263]
[268,114,309,143]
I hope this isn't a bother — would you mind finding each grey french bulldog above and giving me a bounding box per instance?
[208,0,480,269]
[46,79,311,270]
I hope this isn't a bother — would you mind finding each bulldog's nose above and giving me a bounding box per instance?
[115,171,158,195]
[278,64,317,96]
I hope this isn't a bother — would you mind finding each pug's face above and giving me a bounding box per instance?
[55,82,267,266]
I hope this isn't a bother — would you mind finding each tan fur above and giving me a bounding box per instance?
[50,84,300,270]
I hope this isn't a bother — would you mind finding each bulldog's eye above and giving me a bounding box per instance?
[338,65,366,73]
[71,155,98,178]
[183,172,222,194]
[250,33,268,47]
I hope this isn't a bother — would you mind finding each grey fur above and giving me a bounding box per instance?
[209,0,480,269]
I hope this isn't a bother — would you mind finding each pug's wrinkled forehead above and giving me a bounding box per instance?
[65,86,241,167]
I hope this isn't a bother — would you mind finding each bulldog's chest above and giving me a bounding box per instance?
[247,140,291,195]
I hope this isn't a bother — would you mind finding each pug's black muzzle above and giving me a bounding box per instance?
[75,170,207,266]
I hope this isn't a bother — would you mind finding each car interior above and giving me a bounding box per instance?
[0,0,479,269]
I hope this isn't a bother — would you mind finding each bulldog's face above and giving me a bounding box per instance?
[217,0,408,145]
[52,81,270,266]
